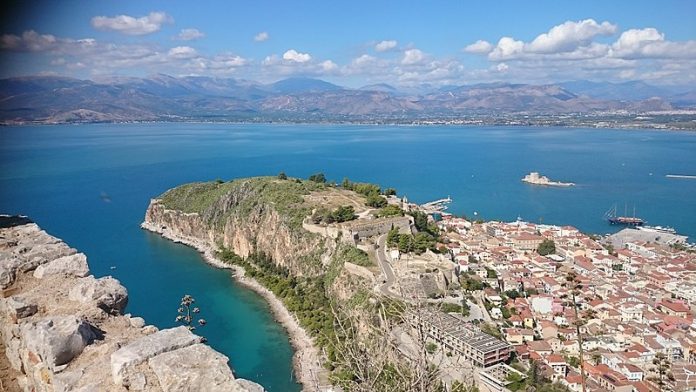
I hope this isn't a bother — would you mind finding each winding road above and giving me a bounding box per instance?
[376,234,399,297]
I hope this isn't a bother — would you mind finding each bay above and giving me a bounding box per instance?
[1,123,695,390]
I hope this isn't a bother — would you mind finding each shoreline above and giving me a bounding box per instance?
[140,221,323,392]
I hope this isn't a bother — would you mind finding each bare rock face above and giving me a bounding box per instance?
[0,216,263,392]
[147,343,244,391]
[68,275,129,314]
[110,326,202,386]
[20,315,98,371]
[33,252,89,279]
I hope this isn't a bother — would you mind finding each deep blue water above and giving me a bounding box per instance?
[1,123,695,390]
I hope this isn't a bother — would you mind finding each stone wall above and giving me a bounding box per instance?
[0,215,263,392]
[342,216,412,242]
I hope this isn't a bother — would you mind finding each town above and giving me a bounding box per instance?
[311,188,696,392]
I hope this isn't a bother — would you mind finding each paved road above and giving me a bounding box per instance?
[376,234,399,297]
[473,291,493,323]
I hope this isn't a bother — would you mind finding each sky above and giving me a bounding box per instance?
[1,0,695,87]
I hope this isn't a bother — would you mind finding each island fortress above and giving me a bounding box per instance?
[0,215,263,392]
[522,172,575,187]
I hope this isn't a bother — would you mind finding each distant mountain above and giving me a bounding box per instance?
[268,77,342,94]
[0,75,690,124]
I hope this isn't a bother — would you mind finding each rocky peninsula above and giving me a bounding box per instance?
[0,215,263,392]
[522,171,575,187]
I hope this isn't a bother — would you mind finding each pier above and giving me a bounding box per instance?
[421,196,452,214]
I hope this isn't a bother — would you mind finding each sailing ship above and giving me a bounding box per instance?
[604,204,645,226]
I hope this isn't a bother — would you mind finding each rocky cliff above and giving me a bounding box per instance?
[142,178,337,276]
[0,215,263,392]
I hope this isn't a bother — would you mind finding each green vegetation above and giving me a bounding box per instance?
[366,194,388,208]
[218,249,337,350]
[383,188,397,196]
[480,322,503,339]
[439,302,470,317]
[159,177,327,231]
[459,275,484,292]
[312,205,357,224]
[505,289,521,299]
[486,267,498,279]
[506,360,571,392]
[336,244,373,267]
[277,171,288,180]
[308,172,327,183]
[386,227,437,255]
[537,238,556,256]
[426,342,438,354]
[376,204,404,217]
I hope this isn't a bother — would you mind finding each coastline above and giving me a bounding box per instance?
[140,220,323,392]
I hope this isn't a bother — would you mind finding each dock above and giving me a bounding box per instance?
[421,197,452,214]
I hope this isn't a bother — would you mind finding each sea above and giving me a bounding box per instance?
[1,123,695,390]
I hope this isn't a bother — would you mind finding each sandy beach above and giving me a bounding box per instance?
[141,221,324,391]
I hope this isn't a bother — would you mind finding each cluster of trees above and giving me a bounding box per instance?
[387,227,437,255]
[340,178,395,208]
[217,249,337,351]
[308,172,327,183]
[507,360,571,392]
[312,205,357,224]
[377,204,404,218]
[537,238,556,255]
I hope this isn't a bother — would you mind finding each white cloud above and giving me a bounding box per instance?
[375,40,397,52]
[353,54,376,67]
[489,37,525,60]
[320,60,338,72]
[402,48,425,65]
[283,49,311,63]
[254,31,269,42]
[527,19,616,53]
[168,46,198,59]
[176,28,205,41]
[610,28,696,59]
[91,11,172,35]
[496,63,509,72]
[464,40,493,54]
[1,30,59,52]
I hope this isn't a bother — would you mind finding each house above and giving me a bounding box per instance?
[545,354,568,379]
[659,299,690,317]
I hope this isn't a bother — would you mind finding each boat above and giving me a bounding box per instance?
[604,204,645,226]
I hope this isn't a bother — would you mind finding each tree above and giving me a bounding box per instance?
[377,204,404,217]
[537,239,556,256]
[425,342,437,354]
[413,232,436,254]
[176,294,207,338]
[486,268,498,279]
[366,194,387,208]
[398,234,414,254]
[277,171,288,180]
[652,352,671,388]
[562,272,587,392]
[387,227,401,248]
[308,172,326,183]
[505,290,521,299]
[383,188,397,196]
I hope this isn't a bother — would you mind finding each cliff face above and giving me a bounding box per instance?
[143,178,334,276]
[0,215,262,392]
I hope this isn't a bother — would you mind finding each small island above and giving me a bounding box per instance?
[522,171,575,187]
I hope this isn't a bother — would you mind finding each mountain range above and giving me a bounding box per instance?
[1,74,694,124]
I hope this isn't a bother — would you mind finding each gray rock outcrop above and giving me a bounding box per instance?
[0,215,265,392]
[34,252,89,279]
[20,315,98,371]
[68,275,129,314]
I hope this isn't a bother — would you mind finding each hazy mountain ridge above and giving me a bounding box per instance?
[0,75,692,124]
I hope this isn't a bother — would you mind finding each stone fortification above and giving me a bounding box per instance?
[0,215,262,392]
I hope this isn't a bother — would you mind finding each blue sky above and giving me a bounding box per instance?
[1,0,695,86]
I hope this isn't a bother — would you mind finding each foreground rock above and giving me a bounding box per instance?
[0,215,264,391]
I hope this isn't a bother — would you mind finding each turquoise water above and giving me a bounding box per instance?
[1,124,696,389]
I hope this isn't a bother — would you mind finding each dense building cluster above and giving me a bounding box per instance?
[437,215,696,392]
